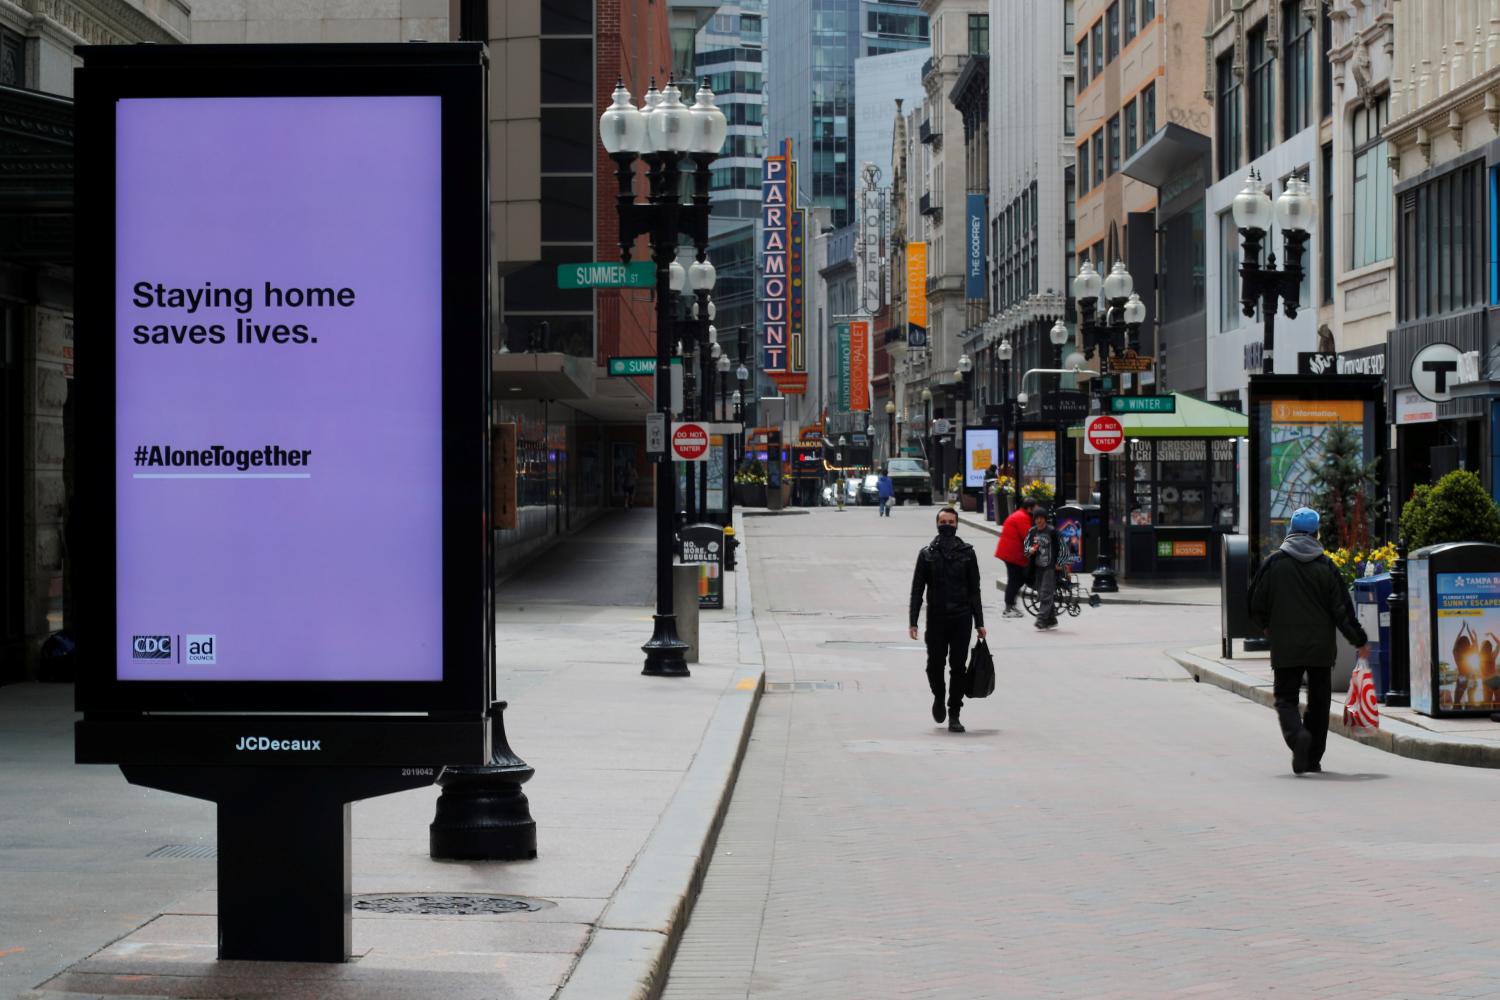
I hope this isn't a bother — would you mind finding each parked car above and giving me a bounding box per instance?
[885,457,933,505]
[858,474,880,506]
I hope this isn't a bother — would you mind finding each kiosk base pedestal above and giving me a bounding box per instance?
[122,765,439,963]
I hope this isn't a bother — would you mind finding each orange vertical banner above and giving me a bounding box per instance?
[850,320,870,411]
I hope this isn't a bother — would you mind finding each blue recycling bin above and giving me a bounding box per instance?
[1353,572,1392,700]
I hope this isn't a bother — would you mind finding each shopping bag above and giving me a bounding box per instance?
[1343,657,1380,732]
[966,638,996,699]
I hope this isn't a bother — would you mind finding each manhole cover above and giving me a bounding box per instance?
[765,681,844,692]
[147,844,218,860]
[353,894,552,916]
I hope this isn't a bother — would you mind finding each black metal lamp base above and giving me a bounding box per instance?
[1090,564,1119,593]
[430,702,537,861]
[642,613,691,677]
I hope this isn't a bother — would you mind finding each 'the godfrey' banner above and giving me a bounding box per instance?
[907,242,928,348]
[760,149,789,373]
[966,193,986,300]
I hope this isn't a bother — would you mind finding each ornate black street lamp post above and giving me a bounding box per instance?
[1072,260,1146,593]
[600,78,725,677]
[1231,168,1313,374]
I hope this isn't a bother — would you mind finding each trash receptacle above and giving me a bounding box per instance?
[1056,504,1086,575]
[1352,572,1393,700]
[680,522,725,610]
[1220,534,1255,659]
[1407,541,1500,716]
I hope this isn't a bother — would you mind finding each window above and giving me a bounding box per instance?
[1162,203,1206,321]
[1351,97,1391,268]
[1092,21,1104,75]
[1078,35,1089,88]
[1247,24,1275,159]
[1142,0,1155,21]
[1065,77,1076,136]
[1106,2,1120,62]
[1125,101,1138,156]
[1320,2,1332,118]
[1283,0,1316,136]
[1216,55,1241,179]
[1219,211,1243,331]
[1125,0,1138,44]
[1399,161,1487,320]
[1108,114,1121,173]
[1079,138,1090,193]
[458,0,488,41]
[1094,131,1105,183]
[1141,82,1156,139]
[1321,142,1333,303]
[968,13,989,54]
[1065,0,1076,54]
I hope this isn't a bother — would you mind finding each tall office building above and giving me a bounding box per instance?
[766,0,929,229]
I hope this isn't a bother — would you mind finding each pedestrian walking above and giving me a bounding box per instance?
[622,462,638,510]
[909,507,987,732]
[994,496,1038,619]
[877,470,895,517]
[1024,508,1063,630]
[1248,507,1370,775]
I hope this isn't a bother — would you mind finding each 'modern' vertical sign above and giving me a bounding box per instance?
[760,149,789,374]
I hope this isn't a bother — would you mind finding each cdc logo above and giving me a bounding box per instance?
[131,635,172,659]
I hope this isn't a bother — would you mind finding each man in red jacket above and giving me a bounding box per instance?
[994,496,1038,618]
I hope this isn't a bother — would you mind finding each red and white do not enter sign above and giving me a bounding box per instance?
[670,422,711,461]
[1084,414,1124,455]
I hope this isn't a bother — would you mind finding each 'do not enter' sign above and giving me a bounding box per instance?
[670,422,711,461]
[1084,414,1124,455]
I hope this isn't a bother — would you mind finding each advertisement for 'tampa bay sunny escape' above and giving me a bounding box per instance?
[115,97,445,682]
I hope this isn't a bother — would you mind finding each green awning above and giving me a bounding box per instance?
[1066,393,1248,438]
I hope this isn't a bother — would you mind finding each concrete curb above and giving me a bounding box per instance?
[1168,647,1500,769]
[554,515,765,1000]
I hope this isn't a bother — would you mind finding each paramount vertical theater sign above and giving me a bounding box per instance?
[760,139,807,394]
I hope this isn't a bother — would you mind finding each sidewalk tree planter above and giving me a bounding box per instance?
[1400,470,1500,550]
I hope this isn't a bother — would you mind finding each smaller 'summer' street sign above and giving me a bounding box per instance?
[608,356,656,377]
[557,261,655,289]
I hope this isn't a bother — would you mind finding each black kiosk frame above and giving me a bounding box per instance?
[72,44,491,962]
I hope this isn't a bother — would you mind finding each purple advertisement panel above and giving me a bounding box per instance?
[114,97,444,682]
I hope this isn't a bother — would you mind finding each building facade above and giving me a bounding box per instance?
[765,0,929,230]
[1,0,189,681]
[1203,0,1334,403]
[1385,0,1500,502]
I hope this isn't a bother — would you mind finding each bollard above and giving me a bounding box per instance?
[672,562,700,663]
[724,526,738,571]
[429,701,538,861]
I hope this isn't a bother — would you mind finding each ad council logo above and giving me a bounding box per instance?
[186,634,217,665]
[131,635,172,659]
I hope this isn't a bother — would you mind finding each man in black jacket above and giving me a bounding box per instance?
[909,506,987,732]
[1248,507,1369,774]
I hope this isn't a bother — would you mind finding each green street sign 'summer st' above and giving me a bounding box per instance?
[557,262,655,289]
[608,356,657,377]
[1110,395,1177,415]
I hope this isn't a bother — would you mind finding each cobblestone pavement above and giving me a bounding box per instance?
[665,505,1500,999]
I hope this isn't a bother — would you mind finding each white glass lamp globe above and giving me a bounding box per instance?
[996,338,1013,362]
[1073,260,1102,302]
[1123,293,1147,325]
[957,353,973,374]
[689,81,728,155]
[1063,350,1088,371]
[1049,320,1069,346]
[648,80,691,155]
[688,258,717,292]
[1103,261,1133,302]
[599,81,646,155]
[669,259,686,292]
[1231,171,1273,232]
[1275,176,1315,234]
[885,400,897,414]
[718,353,730,372]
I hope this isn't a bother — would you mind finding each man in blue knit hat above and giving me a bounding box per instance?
[1248,507,1369,774]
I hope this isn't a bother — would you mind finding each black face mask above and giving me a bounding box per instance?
[936,524,958,539]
